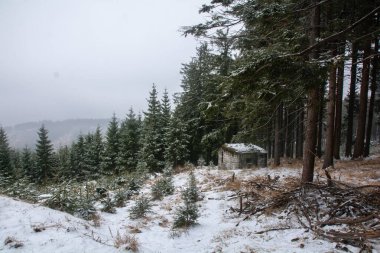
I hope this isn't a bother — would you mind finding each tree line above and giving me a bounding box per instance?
[1,0,379,185]
[177,0,380,182]
[0,87,190,185]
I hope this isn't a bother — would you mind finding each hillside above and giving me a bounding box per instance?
[4,119,109,149]
[1,158,380,253]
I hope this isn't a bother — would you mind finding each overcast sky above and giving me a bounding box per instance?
[0,0,206,126]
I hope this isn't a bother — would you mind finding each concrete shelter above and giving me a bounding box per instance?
[218,143,267,169]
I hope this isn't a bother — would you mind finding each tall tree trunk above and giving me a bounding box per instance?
[302,0,320,182]
[334,48,345,159]
[267,120,272,159]
[274,103,283,166]
[286,108,294,158]
[353,41,371,159]
[345,42,358,157]
[296,105,304,159]
[323,53,337,170]
[364,38,379,157]
[280,107,285,158]
[316,82,326,157]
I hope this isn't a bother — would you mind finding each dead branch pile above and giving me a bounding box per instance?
[230,175,380,249]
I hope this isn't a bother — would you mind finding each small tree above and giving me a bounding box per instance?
[129,196,152,219]
[173,172,199,228]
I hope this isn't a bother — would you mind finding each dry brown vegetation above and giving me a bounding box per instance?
[113,231,139,252]
[208,154,380,251]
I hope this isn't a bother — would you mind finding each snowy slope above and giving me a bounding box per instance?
[1,167,378,253]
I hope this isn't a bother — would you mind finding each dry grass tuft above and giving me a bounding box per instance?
[128,225,142,234]
[114,231,139,252]
[91,212,101,227]
[158,217,170,228]
[224,180,242,191]
[4,236,23,248]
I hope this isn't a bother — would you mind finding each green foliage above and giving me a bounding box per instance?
[103,114,120,174]
[114,190,127,207]
[0,127,13,179]
[182,172,199,203]
[140,84,165,173]
[172,201,199,229]
[101,197,116,213]
[164,116,190,167]
[129,196,152,219]
[172,172,200,228]
[35,125,55,184]
[118,108,141,172]
[151,176,174,200]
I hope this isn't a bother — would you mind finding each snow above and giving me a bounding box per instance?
[225,143,267,153]
[1,167,378,253]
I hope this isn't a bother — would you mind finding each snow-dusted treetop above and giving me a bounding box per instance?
[222,143,267,154]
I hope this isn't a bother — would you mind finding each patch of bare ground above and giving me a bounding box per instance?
[332,155,380,185]
[222,156,380,252]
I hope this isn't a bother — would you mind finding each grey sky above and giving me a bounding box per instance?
[0,0,205,126]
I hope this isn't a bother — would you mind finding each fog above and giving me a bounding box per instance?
[0,0,205,126]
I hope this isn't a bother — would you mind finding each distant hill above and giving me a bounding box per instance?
[4,119,110,149]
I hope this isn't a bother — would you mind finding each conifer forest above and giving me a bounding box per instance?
[1,1,380,252]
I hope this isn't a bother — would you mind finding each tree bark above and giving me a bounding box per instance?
[345,42,358,157]
[267,120,273,159]
[334,48,345,159]
[322,51,337,170]
[296,104,304,159]
[364,38,379,157]
[274,103,283,166]
[316,82,326,158]
[302,0,320,182]
[353,40,371,159]
[285,108,294,158]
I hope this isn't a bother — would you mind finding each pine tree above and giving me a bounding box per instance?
[35,125,55,184]
[173,172,199,228]
[56,145,71,180]
[140,84,164,172]
[164,116,190,167]
[161,89,171,130]
[0,127,13,180]
[161,89,171,161]
[21,146,35,180]
[85,127,104,178]
[70,135,86,180]
[103,114,120,174]
[118,108,141,172]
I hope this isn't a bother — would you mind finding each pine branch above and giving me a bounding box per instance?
[290,6,380,57]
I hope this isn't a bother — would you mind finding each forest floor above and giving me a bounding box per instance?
[1,154,380,253]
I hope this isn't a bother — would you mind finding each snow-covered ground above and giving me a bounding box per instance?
[1,167,379,253]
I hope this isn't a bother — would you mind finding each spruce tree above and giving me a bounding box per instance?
[85,127,104,178]
[164,116,190,167]
[21,146,35,180]
[118,108,141,172]
[0,127,13,180]
[70,135,86,180]
[35,125,55,184]
[56,145,71,180]
[160,89,171,163]
[140,84,164,172]
[103,114,120,174]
